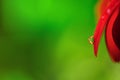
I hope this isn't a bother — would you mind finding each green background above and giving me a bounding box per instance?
[0,0,120,80]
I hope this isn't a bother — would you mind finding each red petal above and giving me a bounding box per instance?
[105,8,120,62]
[93,0,120,56]
[100,0,111,15]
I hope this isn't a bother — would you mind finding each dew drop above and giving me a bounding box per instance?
[88,35,94,45]
[101,16,105,19]
[107,9,111,14]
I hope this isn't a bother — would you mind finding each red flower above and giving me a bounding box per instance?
[92,0,120,62]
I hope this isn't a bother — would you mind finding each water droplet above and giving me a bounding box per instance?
[107,9,111,14]
[88,35,94,45]
[101,16,105,19]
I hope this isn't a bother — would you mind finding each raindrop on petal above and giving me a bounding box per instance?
[107,9,111,14]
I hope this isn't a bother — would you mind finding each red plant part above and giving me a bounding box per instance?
[92,0,120,62]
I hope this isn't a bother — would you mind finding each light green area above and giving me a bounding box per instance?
[0,0,119,80]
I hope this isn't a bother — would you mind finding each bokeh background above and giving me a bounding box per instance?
[0,0,120,80]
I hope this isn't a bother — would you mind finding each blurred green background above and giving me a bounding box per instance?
[0,0,120,80]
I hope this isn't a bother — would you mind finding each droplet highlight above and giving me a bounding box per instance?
[107,9,111,14]
[88,35,94,45]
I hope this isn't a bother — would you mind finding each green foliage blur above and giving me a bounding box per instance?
[0,0,120,80]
